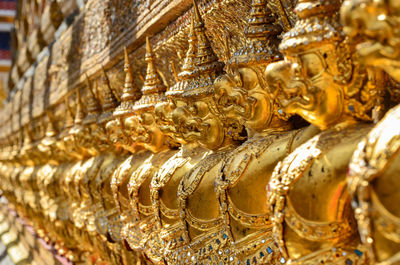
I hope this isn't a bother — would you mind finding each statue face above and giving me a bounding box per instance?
[124,115,140,144]
[105,119,122,144]
[214,73,250,123]
[341,0,400,82]
[92,124,111,151]
[37,142,51,159]
[60,134,76,153]
[266,46,345,130]
[105,118,132,151]
[137,111,166,153]
[124,111,166,153]
[214,67,273,132]
[155,100,186,145]
[154,102,176,138]
[68,125,97,156]
[71,125,88,147]
[173,97,225,150]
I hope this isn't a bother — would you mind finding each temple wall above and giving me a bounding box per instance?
[0,0,272,141]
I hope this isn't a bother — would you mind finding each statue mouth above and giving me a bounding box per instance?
[356,40,400,73]
[282,94,312,109]
[182,119,202,141]
[109,135,119,143]
[278,78,316,112]
[356,41,385,62]
[159,124,176,135]
[223,101,249,119]
[137,134,149,143]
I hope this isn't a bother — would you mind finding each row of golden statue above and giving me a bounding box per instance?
[0,0,399,264]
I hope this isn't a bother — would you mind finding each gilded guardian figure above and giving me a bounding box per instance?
[91,69,129,265]
[150,10,209,263]
[109,47,149,247]
[124,37,178,264]
[265,0,388,263]
[341,0,400,263]
[211,0,319,263]
[168,1,245,263]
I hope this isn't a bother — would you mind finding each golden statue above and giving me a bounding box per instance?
[89,69,130,265]
[65,76,113,263]
[108,47,146,245]
[3,0,400,264]
[55,96,99,261]
[124,37,178,264]
[150,9,210,263]
[265,0,388,263]
[340,0,400,263]
[164,1,245,263]
[209,0,320,263]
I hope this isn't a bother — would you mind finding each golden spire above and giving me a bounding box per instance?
[279,0,343,54]
[24,124,34,144]
[181,0,224,98]
[20,125,34,160]
[166,11,198,98]
[100,67,119,111]
[41,112,57,146]
[98,67,119,124]
[229,0,282,67]
[114,47,142,117]
[122,47,141,101]
[59,97,74,139]
[141,37,166,95]
[74,86,85,125]
[83,75,102,125]
[64,97,75,129]
[69,87,85,136]
[180,14,197,78]
[133,37,168,112]
[192,0,223,75]
[246,0,279,40]
[45,113,57,138]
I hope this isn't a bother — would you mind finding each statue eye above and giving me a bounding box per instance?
[141,114,154,125]
[219,95,228,106]
[228,96,236,105]
[292,63,302,78]
[193,101,209,118]
[301,53,323,78]
[188,105,196,115]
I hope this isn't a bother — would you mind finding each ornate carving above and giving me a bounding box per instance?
[265,0,389,263]
[341,0,400,263]
[1,0,400,264]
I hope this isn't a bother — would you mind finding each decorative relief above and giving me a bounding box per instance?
[0,0,399,264]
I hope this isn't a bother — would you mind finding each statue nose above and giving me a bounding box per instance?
[172,106,190,125]
[291,62,303,79]
[265,60,293,95]
[137,126,145,134]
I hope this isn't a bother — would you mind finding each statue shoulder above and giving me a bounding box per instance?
[178,150,225,199]
[350,105,400,181]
